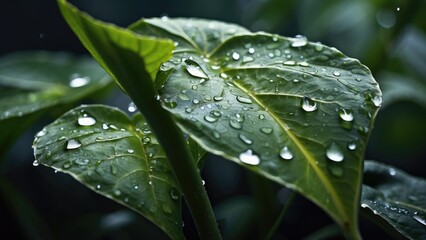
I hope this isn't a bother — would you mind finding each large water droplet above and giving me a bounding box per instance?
[186,64,208,79]
[338,108,354,122]
[236,96,252,104]
[326,143,344,162]
[301,96,317,112]
[69,75,90,88]
[291,35,308,47]
[279,146,293,160]
[66,139,81,150]
[238,134,253,145]
[239,149,260,165]
[78,116,96,126]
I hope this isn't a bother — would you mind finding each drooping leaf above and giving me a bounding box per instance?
[361,161,426,239]
[33,105,198,240]
[130,18,382,236]
[0,51,111,157]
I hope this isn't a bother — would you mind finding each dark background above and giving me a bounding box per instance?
[1,0,425,239]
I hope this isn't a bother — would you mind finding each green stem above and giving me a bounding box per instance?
[263,191,296,240]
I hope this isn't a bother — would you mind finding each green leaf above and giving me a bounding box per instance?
[33,105,191,240]
[0,51,111,157]
[362,161,426,239]
[130,18,382,236]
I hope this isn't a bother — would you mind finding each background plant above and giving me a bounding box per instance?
[0,0,424,240]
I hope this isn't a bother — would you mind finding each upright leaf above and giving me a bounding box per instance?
[130,19,382,237]
[362,161,426,239]
[33,105,193,240]
[0,51,110,157]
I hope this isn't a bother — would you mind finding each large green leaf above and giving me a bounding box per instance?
[0,51,111,157]
[130,18,382,236]
[362,161,426,239]
[33,105,194,240]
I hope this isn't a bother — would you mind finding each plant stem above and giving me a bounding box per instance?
[263,190,296,240]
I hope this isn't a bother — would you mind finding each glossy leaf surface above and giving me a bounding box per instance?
[0,51,110,156]
[33,105,188,240]
[362,161,426,239]
[131,18,382,234]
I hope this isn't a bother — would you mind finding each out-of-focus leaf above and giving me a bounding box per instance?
[130,18,381,237]
[361,161,426,239]
[0,51,111,157]
[379,71,426,108]
[33,105,204,240]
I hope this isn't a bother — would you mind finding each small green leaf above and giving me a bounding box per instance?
[0,51,110,157]
[362,161,426,240]
[131,18,381,236]
[33,105,190,240]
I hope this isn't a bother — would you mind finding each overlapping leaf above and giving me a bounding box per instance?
[130,19,382,236]
[33,105,191,240]
[0,51,111,157]
[362,161,426,239]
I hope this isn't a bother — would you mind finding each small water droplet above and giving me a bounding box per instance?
[127,149,134,154]
[192,99,200,104]
[283,60,296,66]
[243,56,254,63]
[229,119,242,129]
[279,146,293,160]
[389,168,396,176]
[236,96,252,104]
[36,129,47,137]
[260,127,273,134]
[315,44,323,52]
[78,116,96,126]
[326,143,344,162]
[291,35,308,47]
[248,48,255,54]
[128,102,137,112]
[114,190,122,196]
[239,149,260,165]
[298,61,309,67]
[142,137,151,144]
[220,73,228,79]
[66,139,81,150]
[238,134,253,145]
[232,52,240,60]
[347,141,357,151]
[33,160,40,166]
[333,71,341,77]
[371,95,382,107]
[170,188,180,200]
[102,123,109,130]
[396,7,400,11]
[96,184,101,190]
[338,108,354,122]
[204,115,218,123]
[259,114,265,120]
[301,96,317,112]
[69,75,90,88]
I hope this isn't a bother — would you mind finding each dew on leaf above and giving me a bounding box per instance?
[260,127,273,134]
[232,52,240,60]
[333,71,341,77]
[66,139,81,150]
[279,146,293,160]
[36,129,47,137]
[283,60,296,66]
[389,168,396,176]
[78,116,96,126]
[326,143,344,162]
[236,96,252,104]
[243,56,254,63]
[347,141,357,151]
[204,115,218,123]
[371,95,382,107]
[178,92,190,101]
[301,96,317,112]
[128,102,137,112]
[248,48,255,54]
[69,75,90,88]
[238,134,253,145]
[186,64,209,79]
[298,61,309,67]
[291,35,308,47]
[33,160,40,166]
[239,149,260,165]
[127,149,134,154]
[338,108,354,122]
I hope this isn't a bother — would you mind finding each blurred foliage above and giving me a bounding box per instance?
[0,0,425,239]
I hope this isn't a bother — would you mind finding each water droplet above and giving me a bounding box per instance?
[127,149,134,154]
[260,127,273,134]
[114,190,122,196]
[128,102,137,112]
[133,184,139,190]
[338,108,354,122]
[396,7,400,11]
[186,65,209,79]
[301,96,317,112]
[75,159,89,165]
[326,143,344,162]
[232,52,240,60]
[220,73,228,79]
[238,134,253,145]
[248,48,255,54]
[372,95,382,107]
[229,119,242,129]
[66,139,81,150]
[243,56,254,63]
[96,184,101,190]
[142,137,151,144]
[347,141,357,151]
[239,149,260,165]
[236,96,252,104]
[298,61,309,67]
[376,9,396,28]
[291,35,308,47]
[389,168,396,176]
[36,129,47,137]
[279,146,293,160]
[78,116,96,126]
[69,76,90,88]
[413,213,426,226]
[283,60,296,66]
[259,114,265,120]
[315,44,323,52]
[193,99,200,104]
[204,115,218,123]
[33,160,40,166]
[102,123,109,130]
[170,188,180,200]
[333,71,341,77]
